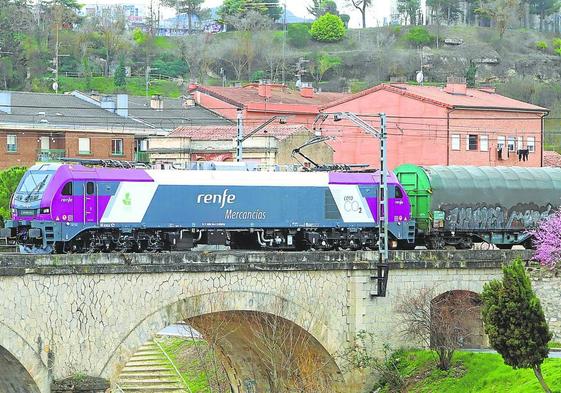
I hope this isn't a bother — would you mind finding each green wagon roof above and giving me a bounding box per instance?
[422,165,561,209]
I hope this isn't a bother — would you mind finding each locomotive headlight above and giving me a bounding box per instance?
[40,208,50,214]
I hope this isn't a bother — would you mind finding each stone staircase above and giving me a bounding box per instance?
[116,339,188,392]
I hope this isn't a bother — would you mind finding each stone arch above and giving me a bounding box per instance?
[101,290,345,391]
[0,322,49,393]
[431,289,486,349]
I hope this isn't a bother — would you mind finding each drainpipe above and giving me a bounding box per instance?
[446,108,457,166]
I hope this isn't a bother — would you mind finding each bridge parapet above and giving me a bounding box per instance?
[0,249,533,276]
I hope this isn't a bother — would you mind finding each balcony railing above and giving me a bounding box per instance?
[37,149,66,162]
[135,151,150,163]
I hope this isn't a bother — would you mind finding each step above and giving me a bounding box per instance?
[118,385,185,391]
[124,360,171,367]
[127,355,168,362]
[121,366,173,373]
[119,372,177,378]
[119,379,183,386]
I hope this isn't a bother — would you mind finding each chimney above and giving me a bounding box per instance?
[188,82,198,91]
[444,76,467,95]
[100,95,116,112]
[116,94,128,117]
[150,94,164,111]
[258,83,272,99]
[300,86,314,98]
[0,91,11,114]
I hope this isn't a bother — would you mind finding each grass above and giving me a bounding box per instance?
[385,349,561,393]
[158,336,228,392]
[56,76,183,98]
[550,342,561,349]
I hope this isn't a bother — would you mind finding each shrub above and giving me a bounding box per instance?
[535,40,548,51]
[287,23,311,48]
[310,13,346,43]
[403,26,434,47]
[113,60,126,88]
[553,38,561,56]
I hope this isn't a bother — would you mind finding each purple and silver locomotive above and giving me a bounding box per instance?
[1,163,415,253]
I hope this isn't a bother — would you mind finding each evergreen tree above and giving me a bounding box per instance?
[114,58,126,88]
[465,61,477,87]
[481,259,552,393]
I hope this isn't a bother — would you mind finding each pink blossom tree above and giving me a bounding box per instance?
[531,210,561,268]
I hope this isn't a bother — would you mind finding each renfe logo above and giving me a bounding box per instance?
[197,189,236,208]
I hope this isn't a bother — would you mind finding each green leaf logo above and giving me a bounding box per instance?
[123,192,132,206]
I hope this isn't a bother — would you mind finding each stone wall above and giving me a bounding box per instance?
[1,249,558,393]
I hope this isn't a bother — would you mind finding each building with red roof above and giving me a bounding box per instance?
[147,124,333,167]
[191,83,349,128]
[319,79,548,168]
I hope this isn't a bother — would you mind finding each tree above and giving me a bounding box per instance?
[287,23,311,48]
[397,0,421,24]
[396,287,481,370]
[465,61,477,87]
[179,33,216,83]
[309,52,341,87]
[113,58,126,88]
[162,0,208,33]
[403,26,434,47]
[529,0,560,31]
[530,210,561,267]
[307,0,339,17]
[218,0,282,23]
[481,259,552,393]
[310,13,346,42]
[347,0,372,28]
[92,6,127,76]
[476,0,519,38]
[0,167,26,224]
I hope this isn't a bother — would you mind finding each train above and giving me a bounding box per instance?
[1,162,559,254]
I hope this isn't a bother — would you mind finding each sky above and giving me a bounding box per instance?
[80,0,395,29]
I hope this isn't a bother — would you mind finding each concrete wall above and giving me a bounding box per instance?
[0,250,559,393]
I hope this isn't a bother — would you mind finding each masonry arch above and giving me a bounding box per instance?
[431,289,487,349]
[0,323,49,393]
[102,290,346,392]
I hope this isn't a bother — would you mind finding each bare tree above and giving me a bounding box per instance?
[395,288,483,370]
[347,0,372,28]
[179,33,216,83]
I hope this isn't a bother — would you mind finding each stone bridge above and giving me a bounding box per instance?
[0,250,558,393]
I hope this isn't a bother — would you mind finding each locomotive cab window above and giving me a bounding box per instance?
[394,186,403,199]
[61,182,73,196]
[86,182,95,195]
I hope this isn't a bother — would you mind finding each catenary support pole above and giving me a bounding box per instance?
[236,108,244,162]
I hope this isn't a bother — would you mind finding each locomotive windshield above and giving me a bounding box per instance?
[14,171,54,202]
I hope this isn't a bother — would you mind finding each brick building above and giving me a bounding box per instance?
[191,83,348,127]
[0,91,231,168]
[148,124,334,168]
[319,80,549,168]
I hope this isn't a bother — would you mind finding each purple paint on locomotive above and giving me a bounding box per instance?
[12,165,153,223]
[329,171,412,223]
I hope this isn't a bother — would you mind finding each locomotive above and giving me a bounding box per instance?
[2,162,559,254]
[0,163,415,253]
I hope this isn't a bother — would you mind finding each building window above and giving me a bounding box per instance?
[78,138,91,155]
[112,138,123,156]
[497,136,505,150]
[466,134,478,151]
[527,136,535,153]
[451,134,460,150]
[480,135,489,152]
[517,136,523,150]
[6,134,16,152]
[508,136,516,152]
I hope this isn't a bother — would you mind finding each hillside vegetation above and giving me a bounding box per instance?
[378,350,561,392]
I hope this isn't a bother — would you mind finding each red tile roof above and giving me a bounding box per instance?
[322,83,548,112]
[543,151,561,167]
[170,124,310,141]
[196,85,349,107]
